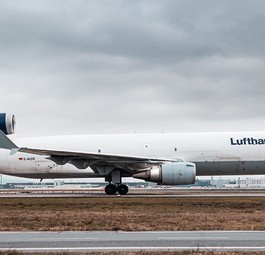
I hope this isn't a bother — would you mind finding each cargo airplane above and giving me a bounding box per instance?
[0,113,264,195]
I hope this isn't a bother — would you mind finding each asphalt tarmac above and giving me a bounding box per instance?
[1,188,265,197]
[0,231,265,252]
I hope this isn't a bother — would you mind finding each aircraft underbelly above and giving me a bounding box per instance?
[196,160,265,175]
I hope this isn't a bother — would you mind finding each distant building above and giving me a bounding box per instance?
[237,177,265,188]
[0,181,151,190]
[210,179,231,188]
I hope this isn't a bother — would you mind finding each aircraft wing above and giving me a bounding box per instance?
[18,147,181,174]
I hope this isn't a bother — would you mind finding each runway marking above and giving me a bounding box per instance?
[32,238,98,241]
[158,236,229,240]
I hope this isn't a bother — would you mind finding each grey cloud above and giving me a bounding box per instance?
[2,0,264,63]
[0,0,265,137]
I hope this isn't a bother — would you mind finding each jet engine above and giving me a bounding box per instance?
[0,113,16,135]
[133,162,196,185]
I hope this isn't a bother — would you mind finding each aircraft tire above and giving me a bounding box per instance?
[105,184,117,195]
[117,184,129,195]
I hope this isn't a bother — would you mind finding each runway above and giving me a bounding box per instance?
[1,231,265,252]
[1,188,265,197]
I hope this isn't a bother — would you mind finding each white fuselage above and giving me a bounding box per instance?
[0,131,265,179]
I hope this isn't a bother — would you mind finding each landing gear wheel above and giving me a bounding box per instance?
[105,184,117,195]
[117,184,129,195]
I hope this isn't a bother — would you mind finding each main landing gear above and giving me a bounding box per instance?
[105,183,129,195]
[104,169,129,195]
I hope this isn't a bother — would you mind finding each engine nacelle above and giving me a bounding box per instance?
[133,162,196,185]
[0,113,16,135]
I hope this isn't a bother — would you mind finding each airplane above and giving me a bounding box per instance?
[0,112,265,195]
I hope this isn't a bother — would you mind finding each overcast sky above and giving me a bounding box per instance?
[1,0,265,138]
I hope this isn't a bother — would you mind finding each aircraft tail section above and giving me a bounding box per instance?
[0,130,18,150]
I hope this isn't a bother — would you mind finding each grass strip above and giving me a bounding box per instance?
[0,197,265,231]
